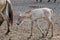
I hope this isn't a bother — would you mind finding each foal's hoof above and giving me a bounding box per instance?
[27,37,31,40]
[49,35,53,39]
[27,36,32,40]
[5,31,10,35]
[42,33,45,38]
[5,32,9,35]
[27,34,32,40]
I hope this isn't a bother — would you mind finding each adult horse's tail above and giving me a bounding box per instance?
[7,0,13,25]
[1,0,13,35]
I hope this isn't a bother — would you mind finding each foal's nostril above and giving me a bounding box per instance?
[15,20,19,25]
[16,22,19,25]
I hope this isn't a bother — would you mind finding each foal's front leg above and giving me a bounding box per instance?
[27,20,34,40]
[45,18,53,37]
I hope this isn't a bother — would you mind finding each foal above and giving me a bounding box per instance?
[16,8,53,39]
[0,0,13,35]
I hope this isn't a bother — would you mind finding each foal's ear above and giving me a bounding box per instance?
[25,10,31,13]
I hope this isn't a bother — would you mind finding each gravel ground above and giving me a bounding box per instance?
[0,0,60,40]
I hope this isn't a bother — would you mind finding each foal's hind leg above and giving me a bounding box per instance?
[45,21,51,37]
[50,22,53,38]
[44,17,53,38]
[35,20,44,38]
[37,25,44,38]
[5,20,10,35]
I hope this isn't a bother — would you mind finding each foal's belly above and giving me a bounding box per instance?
[31,13,45,20]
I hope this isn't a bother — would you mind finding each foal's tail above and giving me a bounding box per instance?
[7,0,13,25]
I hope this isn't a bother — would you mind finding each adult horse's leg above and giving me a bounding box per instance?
[36,0,42,2]
[40,0,42,2]
[0,13,4,26]
[36,0,38,2]
[48,0,56,3]
[48,0,50,2]
[5,0,13,35]
[5,19,10,35]
[54,0,56,3]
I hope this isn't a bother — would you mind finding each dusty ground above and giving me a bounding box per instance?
[0,0,60,40]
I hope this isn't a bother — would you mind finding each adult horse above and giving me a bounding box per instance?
[36,0,56,3]
[0,0,13,35]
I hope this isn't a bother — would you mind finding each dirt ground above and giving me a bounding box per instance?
[0,0,60,40]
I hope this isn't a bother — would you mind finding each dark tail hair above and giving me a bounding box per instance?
[7,0,13,25]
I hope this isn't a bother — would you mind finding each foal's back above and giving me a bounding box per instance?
[31,8,52,20]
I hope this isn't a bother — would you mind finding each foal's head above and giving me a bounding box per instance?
[16,10,32,25]
[16,13,25,25]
